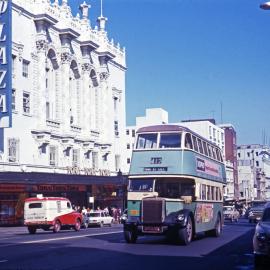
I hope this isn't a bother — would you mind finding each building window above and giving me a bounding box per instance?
[256,152,259,157]
[22,60,29,78]
[114,121,119,136]
[12,89,16,111]
[213,128,216,138]
[49,146,57,166]
[238,153,240,158]
[132,129,135,137]
[247,152,250,158]
[115,155,120,172]
[92,152,98,169]
[46,102,50,119]
[12,55,16,75]
[127,144,130,149]
[72,149,80,167]
[126,129,129,136]
[23,92,30,114]
[256,161,259,167]
[8,138,19,162]
[127,158,131,164]
[113,97,118,112]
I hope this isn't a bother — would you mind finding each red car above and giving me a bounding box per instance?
[24,195,82,234]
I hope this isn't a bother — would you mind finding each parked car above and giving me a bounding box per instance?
[253,202,270,267]
[87,211,114,227]
[24,195,82,234]
[223,206,240,222]
[120,209,128,224]
[248,203,266,223]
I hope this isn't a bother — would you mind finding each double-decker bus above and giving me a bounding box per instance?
[124,124,226,245]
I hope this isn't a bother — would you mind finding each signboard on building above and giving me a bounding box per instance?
[0,0,12,128]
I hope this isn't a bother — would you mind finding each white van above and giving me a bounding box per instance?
[24,195,82,234]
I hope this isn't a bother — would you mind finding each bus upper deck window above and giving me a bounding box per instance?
[185,133,193,149]
[159,133,181,148]
[136,133,157,149]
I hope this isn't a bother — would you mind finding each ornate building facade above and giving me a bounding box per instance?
[2,0,126,175]
[0,0,127,224]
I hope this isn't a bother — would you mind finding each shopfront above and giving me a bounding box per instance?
[0,172,127,226]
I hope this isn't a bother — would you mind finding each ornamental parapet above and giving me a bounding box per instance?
[13,0,126,67]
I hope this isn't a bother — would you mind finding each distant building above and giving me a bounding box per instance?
[219,124,239,200]
[237,144,270,201]
[180,119,225,156]
[124,108,168,173]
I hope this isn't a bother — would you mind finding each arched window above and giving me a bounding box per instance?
[45,49,59,120]
[69,60,80,126]
[90,69,99,129]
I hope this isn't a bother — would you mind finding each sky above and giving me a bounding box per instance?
[69,0,270,146]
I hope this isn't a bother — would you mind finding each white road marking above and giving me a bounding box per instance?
[0,260,8,263]
[20,230,123,244]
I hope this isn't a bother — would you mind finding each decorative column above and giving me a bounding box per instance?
[98,53,114,142]
[80,41,98,135]
[59,29,79,131]
[34,15,57,128]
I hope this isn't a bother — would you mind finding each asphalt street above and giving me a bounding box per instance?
[0,219,267,270]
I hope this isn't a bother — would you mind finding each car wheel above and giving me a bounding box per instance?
[178,216,193,245]
[28,226,37,234]
[124,229,137,243]
[74,219,81,231]
[53,220,61,233]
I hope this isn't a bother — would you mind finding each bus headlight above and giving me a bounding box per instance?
[177,214,185,222]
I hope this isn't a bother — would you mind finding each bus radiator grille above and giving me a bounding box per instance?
[142,198,165,224]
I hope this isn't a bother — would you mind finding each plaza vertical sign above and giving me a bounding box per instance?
[0,0,12,128]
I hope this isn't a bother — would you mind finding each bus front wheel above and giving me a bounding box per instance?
[124,229,137,244]
[178,216,193,245]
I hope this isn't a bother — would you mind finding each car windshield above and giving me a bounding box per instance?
[223,207,233,211]
[88,213,101,217]
[262,208,270,222]
[128,179,154,192]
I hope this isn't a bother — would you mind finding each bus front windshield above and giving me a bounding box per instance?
[129,179,154,192]
[136,133,157,149]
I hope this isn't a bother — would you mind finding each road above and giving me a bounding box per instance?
[0,219,266,270]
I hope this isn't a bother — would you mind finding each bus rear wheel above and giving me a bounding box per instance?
[208,215,221,237]
[124,229,137,244]
[178,216,193,245]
